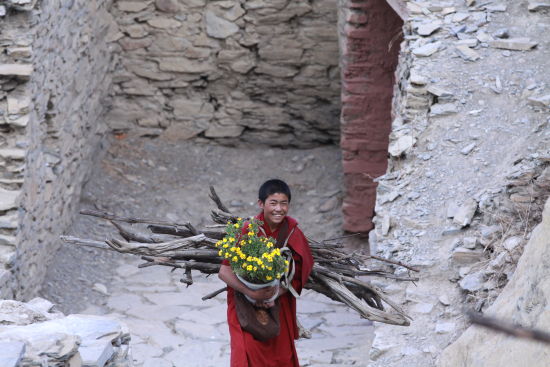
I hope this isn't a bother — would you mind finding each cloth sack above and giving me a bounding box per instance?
[234,291,281,342]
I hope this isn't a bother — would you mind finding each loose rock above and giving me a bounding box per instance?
[489,38,538,51]
[453,199,477,227]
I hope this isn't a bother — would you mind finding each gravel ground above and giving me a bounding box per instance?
[39,135,346,314]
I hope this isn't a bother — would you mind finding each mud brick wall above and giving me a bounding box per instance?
[338,0,403,232]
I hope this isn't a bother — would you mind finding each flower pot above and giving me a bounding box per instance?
[236,274,280,303]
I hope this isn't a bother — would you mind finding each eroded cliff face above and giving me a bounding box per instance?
[438,197,550,366]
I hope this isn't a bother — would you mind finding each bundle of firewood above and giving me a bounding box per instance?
[62,187,416,326]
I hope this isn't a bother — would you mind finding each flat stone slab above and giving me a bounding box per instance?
[164,341,229,367]
[176,308,226,325]
[489,38,538,51]
[0,64,33,76]
[124,304,190,322]
[320,311,371,327]
[174,319,228,341]
[142,291,205,307]
[79,339,114,367]
[0,341,25,367]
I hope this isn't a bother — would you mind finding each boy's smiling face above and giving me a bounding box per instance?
[258,192,289,231]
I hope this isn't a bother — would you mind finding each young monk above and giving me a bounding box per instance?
[218,179,314,366]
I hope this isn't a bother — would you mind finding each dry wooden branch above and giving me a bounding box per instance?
[80,208,190,227]
[110,221,177,243]
[63,186,417,326]
[148,224,224,240]
[209,185,231,213]
[61,236,113,251]
[467,311,550,344]
[202,286,228,301]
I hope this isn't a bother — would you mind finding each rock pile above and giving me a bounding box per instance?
[0,298,131,367]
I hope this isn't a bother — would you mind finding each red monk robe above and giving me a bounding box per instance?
[223,212,314,367]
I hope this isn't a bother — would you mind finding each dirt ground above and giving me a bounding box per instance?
[40,135,347,314]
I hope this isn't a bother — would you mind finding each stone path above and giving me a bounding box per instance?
[82,256,373,367]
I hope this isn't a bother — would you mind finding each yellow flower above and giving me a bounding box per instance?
[266,275,273,281]
[284,260,289,265]
[229,237,236,242]
[276,273,281,279]
[253,266,257,271]
[238,217,242,221]
[232,256,238,262]
[248,223,253,229]
[267,266,272,271]
[257,259,263,265]
[248,240,251,244]
[267,242,273,248]
[242,263,248,268]
[223,238,227,243]
[234,223,240,229]
[225,252,230,258]
[247,256,253,262]
[215,241,222,247]
[218,250,223,256]
[261,265,265,269]
[223,244,229,248]
[240,254,246,260]
[230,247,236,252]
[247,265,253,271]
[247,231,254,236]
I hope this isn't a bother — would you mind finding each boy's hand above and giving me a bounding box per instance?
[245,285,279,302]
[255,300,275,308]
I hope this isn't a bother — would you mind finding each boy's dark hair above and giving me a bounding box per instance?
[258,179,291,203]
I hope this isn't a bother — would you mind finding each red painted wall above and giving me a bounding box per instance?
[340,0,403,232]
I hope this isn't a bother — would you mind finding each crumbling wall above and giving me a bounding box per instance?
[0,0,115,299]
[106,0,341,147]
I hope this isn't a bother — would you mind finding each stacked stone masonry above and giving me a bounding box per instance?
[0,0,115,299]
[107,0,341,147]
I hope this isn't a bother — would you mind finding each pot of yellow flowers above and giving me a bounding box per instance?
[216,217,289,303]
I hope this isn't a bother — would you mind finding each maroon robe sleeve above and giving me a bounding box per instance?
[288,227,313,295]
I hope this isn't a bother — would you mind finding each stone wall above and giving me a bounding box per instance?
[338,0,403,232]
[106,0,341,147]
[0,0,116,299]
